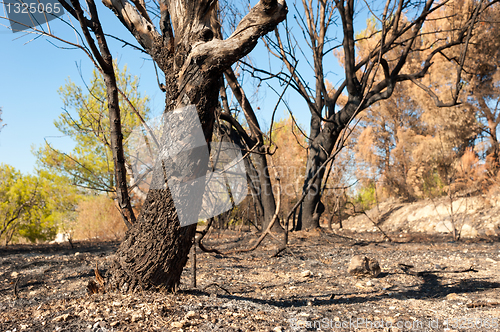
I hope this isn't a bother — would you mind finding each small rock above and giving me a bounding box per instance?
[93,321,105,329]
[131,312,143,322]
[110,321,120,327]
[10,272,18,278]
[273,327,284,332]
[348,255,381,278]
[74,252,80,256]
[171,321,185,328]
[301,270,312,277]
[366,280,374,287]
[52,314,72,322]
[185,310,199,320]
[112,301,122,307]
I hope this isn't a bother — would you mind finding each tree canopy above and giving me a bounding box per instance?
[35,65,151,196]
[0,164,79,245]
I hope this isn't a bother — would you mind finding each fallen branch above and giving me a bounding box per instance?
[467,301,500,308]
[13,277,20,299]
[203,283,232,295]
[221,173,282,255]
[196,218,224,255]
[399,264,478,276]
[197,162,283,256]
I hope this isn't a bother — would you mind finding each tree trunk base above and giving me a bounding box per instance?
[106,189,196,293]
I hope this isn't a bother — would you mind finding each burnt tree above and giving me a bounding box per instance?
[96,0,287,291]
[260,0,496,229]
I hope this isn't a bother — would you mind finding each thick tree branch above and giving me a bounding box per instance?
[181,0,287,75]
[224,68,264,143]
[102,0,160,52]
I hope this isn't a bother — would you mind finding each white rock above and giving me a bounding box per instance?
[171,321,185,328]
[131,312,143,322]
[301,270,312,277]
[93,321,105,329]
[435,220,454,233]
[185,310,199,320]
[460,224,478,238]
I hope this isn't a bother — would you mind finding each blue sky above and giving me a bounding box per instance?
[0,1,359,175]
[0,3,173,174]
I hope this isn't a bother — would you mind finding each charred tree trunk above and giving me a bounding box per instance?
[296,102,358,230]
[100,0,287,291]
[265,0,487,230]
[223,69,281,232]
[64,0,137,229]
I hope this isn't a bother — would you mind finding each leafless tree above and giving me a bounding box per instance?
[252,0,496,229]
[219,67,283,232]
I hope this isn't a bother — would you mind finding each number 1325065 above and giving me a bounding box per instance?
[443,317,498,329]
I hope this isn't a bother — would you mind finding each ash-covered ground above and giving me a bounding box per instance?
[1,230,500,331]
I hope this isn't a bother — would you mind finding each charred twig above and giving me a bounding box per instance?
[192,239,197,288]
[95,262,105,287]
[196,218,224,255]
[399,264,477,276]
[467,301,500,308]
[87,262,105,295]
[87,280,100,295]
[221,168,282,255]
[203,283,232,295]
[13,277,20,299]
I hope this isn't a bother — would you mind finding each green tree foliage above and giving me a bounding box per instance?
[0,164,79,245]
[35,65,151,194]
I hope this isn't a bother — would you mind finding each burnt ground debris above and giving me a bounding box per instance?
[1,230,500,332]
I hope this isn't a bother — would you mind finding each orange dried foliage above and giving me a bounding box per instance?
[72,195,127,241]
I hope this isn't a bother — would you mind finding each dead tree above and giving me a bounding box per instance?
[219,68,282,232]
[255,0,496,229]
[2,0,287,289]
[98,0,286,291]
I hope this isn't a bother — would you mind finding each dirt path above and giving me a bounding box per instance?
[1,231,500,331]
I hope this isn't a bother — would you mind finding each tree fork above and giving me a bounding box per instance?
[101,0,287,291]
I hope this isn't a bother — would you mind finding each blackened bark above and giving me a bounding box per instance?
[297,100,360,230]
[103,0,287,291]
[224,69,281,232]
[68,0,136,229]
[253,151,281,231]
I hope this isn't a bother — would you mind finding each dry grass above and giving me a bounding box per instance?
[71,195,127,241]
